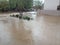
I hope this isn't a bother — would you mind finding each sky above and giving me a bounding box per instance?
[33,0,44,3]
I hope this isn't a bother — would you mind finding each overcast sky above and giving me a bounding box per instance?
[33,0,44,3]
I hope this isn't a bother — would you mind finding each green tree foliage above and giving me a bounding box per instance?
[33,1,44,10]
[9,0,17,10]
[0,0,9,11]
[16,0,25,11]
[0,0,33,12]
[9,0,33,11]
[23,0,33,9]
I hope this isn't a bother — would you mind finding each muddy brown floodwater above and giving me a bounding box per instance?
[0,12,60,45]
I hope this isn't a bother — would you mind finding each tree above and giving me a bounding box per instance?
[0,1,9,12]
[9,0,33,11]
[9,0,33,17]
[33,1,44,10]
[9,0,17,11]
[0,0,33,12]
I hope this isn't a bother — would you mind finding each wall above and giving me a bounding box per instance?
[38,10,60,16]
[44,0,59,10]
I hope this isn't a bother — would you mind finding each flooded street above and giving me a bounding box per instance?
[0,12,60,45]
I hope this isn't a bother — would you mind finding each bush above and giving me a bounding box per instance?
[10,14,33,21]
